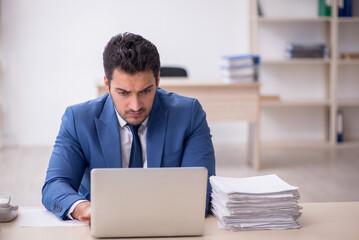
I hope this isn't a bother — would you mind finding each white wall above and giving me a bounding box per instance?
[1,0,250,146]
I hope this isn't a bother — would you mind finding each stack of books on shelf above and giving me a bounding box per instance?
[285,42,329,59]
[210,174,302,231]
[220,54,260,83]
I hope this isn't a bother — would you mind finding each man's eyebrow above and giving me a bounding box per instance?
[115,84,154,93]
[140,84,154,92]
[115,87,129,92]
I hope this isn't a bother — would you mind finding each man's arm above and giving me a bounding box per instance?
[180,99,216,216]
[42,107,88,220]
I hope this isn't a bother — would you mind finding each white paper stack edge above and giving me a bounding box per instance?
[210,174,302,231]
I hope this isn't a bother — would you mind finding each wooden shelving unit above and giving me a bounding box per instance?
[262,59,330,65]
[256,17,332,22]
[261,100,331,107]
[250,0,359,147]
[0,1,3,150]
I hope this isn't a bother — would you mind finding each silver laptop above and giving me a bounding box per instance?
[90,167,208,238]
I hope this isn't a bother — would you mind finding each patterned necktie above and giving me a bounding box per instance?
[128,124,143,168]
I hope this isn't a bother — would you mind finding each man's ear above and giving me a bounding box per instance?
[104,76,110,94]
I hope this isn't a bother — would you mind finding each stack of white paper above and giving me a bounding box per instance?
[210,174,302,231]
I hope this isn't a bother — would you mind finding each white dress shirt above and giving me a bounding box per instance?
[68,108,148,219]
[116,109,148,168]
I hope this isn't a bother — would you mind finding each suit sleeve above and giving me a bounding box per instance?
[180,99,216,217]
[42,107,87,219]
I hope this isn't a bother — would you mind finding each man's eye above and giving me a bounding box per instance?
[118,91,128,96]
[142,89,151,94]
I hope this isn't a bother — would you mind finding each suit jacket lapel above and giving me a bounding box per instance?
[94,94,122,168]
[147,91,168,167]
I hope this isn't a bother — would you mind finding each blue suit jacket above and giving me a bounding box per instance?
[42,88,216,219]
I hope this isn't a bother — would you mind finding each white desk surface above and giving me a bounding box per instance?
[1,202,358,240]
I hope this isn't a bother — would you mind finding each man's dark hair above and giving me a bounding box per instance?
[103,32,160,85]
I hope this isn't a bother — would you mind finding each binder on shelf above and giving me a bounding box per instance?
[318,0,332,17]
[257,0,264,16]
[338,0,352,17]
[337,110,344,143]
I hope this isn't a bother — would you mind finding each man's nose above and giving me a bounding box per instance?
[129,95,143,111]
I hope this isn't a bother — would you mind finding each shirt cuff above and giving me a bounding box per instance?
[67,200,88,220]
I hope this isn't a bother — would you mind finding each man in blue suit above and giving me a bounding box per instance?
[42,32,216,224]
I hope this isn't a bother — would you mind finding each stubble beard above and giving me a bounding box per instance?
[122,108,148,126]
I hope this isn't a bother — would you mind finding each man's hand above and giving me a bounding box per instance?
[71,201,91,224]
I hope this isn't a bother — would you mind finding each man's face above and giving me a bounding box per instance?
[105,69,159,126]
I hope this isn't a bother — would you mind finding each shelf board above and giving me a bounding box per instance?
[261,100,330,107]
[262,140,330,148]
[336,140,359,148]
[337,99,359,107]
[262,140,359,148]
[256,17,331,23]
[338,59,359,65]
[255,17,359,23]
[262,59,330,65]
[338,17,359,23]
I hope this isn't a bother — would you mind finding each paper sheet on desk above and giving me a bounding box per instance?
[210,174,298,195]
[19,208,88,227]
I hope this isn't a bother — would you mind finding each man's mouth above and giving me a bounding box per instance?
[128,110,144,118]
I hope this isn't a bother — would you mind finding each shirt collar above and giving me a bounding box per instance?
[114,108,148,128]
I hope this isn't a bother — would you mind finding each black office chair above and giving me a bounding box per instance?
[160,67,188,77]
